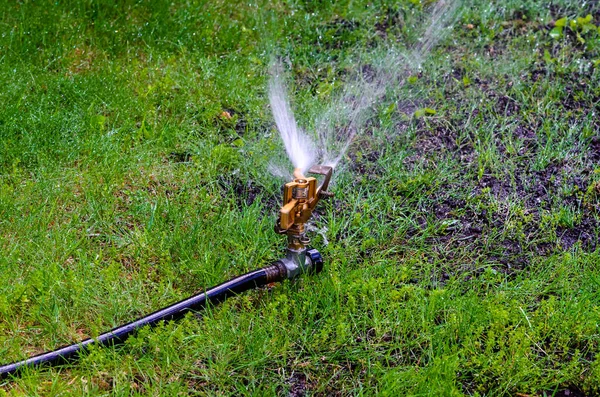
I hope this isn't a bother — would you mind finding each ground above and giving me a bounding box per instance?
[0,0,599,395]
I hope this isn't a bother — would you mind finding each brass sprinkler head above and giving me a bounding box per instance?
[275,165,334,250]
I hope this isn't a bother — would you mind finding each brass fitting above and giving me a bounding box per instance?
[275,165,333,251]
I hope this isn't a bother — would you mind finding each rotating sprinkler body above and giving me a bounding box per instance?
[0,165,333,379]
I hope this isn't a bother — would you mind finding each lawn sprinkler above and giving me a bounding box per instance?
[274,165,333,278]
[0,165,333,378]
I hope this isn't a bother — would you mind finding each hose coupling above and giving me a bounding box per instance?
[275,247,323,280]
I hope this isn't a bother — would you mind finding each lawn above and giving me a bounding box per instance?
[1,0,599,395]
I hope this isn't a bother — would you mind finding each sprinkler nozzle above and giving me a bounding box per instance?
[293,168,305,179]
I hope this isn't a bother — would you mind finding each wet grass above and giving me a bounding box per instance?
[1,0,599,395]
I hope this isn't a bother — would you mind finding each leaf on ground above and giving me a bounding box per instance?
[555,17,568,27]
[550,26,563,39]
[414,108,436,117]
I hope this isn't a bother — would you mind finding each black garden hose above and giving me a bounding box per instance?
[0,262,290,379]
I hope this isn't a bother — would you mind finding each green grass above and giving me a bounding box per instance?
[1,0,600,395]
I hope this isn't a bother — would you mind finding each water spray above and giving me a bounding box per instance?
[0,166,333,379]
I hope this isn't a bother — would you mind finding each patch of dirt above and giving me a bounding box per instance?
[347,148,383,178]
[557,216,599,251]
[287,373,308,397]
[418,160,597,273]
[589,135,600,162]
[491,93,521,117]
[217,175,278,213]
[359,64,377,83]
[551,388,587,397]
[168,151,193,163]
[529,67,547,82]
[344,132,386,181]
[400,65,599,276]
[412,119,459,156]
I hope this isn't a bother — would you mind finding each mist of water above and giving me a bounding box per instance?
[268,0,462,177]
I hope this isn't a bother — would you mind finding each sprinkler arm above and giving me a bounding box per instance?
[307,164,334,199]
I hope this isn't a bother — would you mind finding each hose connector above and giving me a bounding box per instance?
[275,247,323,280]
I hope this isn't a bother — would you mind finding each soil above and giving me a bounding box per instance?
[286,373,308,397]
[341,61,599,278]
[217,174,279,215]
[168,151,193,163]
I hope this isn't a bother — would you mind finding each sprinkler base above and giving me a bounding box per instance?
[275,247,323,279]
